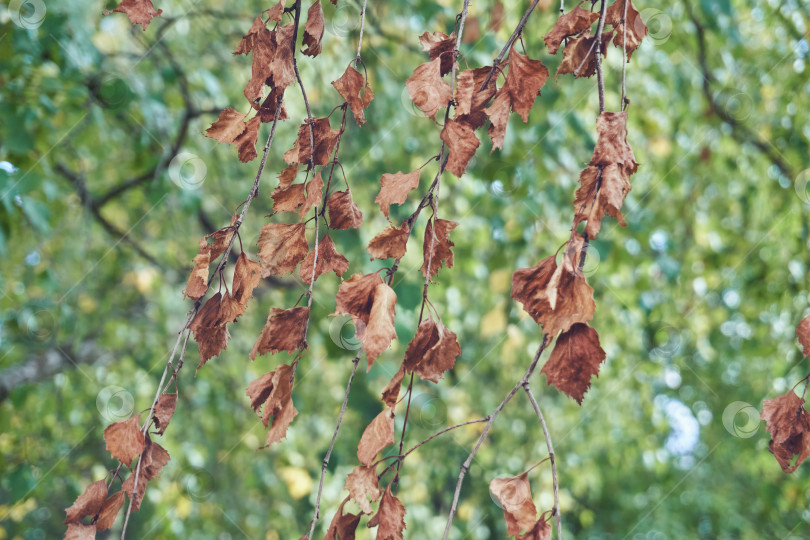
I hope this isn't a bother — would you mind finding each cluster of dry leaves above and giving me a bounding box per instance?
[760,316,810,473]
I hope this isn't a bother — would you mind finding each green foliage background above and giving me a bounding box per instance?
[1,0,810,538]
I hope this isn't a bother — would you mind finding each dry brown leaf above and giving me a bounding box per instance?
[454,67,497,129]
[257,222,309,277]
[234,116,261,163]
[516,517,552,540]
[605,0,648,59]
[490,472,538,536]
[418,31,456,76]
[441,118,480,177]
[184,238,210,300]
[104,0,162,30]
[95,491,126,531]
[798,315,810,357]
[64,522,96,540]
[375,170,420,219]
[421,218,457,281]
[542,323,606,404]
[381,365,405,408]
[367,223,410,260]
[357,407,395,465]
[556,31,612,78]
[762,391,809,446]
[511,256,596,336]
[403,317,460,383]
[302,0,324,57]
[64,480,107,524]
[367,485,406,540]
[283,117,341,167]
[332,64,375,125]
[590,111,638,172]
[299,234,349,284]
[543,2,599,54]
[335,272,384,330]
[328,189,364,229]
[152,393,177,435]
[246,364,294,427]
[325,498,362,540]
[362,283,398,368]
[345,465,382,515]
[235,18,275,103]
[268,24,296,93]
[278,164,300,189]
[103,416,145,466]
[189,293,232,367]
[258,88,288,122]
[406,57,453,119]
[250,307,310,359]
[204,108,248,144]
[271,183,307,214]
[573,164,632,238]
[232,253,262,307]
[265,399,298,446]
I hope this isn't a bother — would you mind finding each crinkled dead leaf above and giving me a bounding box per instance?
[104,0,162,30]
[556,31,612,78]
[246,364,294,427]
[381,365,405,407]
[265,399,298,446]
[258,88,288,122]
[332,64,374,125]
[605,0,648,59]
[325,498,362,540]
[64,480,107,524]
[335,272,383,328]
[573,164,632,238]
[367,223,410,260]
[236,18,275,102]
[64,522,96,540]
[184,238,210,300]
[357,407,395,466]
[511,256,596,336]
[362,283,398,368]
[485,52,549,150]
[95,491,126,531]
[441,118,480,177]
[490,472,538,536]
[367,486,406,539]
[251,307,310,359]
[283,117,340,167]
[152,393,177,435]
[271,183,307,214]
[421,218,457,281]
[563,233,585,273]
[418,31,456,76]
[406,57,452,120]
[762,391,809,446]
[189,293,232,367]
[403,317,460,383]
[798,315,810,357]
[590,111,638,172]
[299,234,349,284]
[454,66,497,129]
[543,2,599,54]
[268,24,296,93]
[542,323,606,404]
[235,116,262,163]
[278,164,300,189]
[302,0,324,57]
[376,170,420,219]
[234,15,268,55]
[345,465,382,515]
[328,189,364,229]
[232,253,262,306]
[120,436,170,511]
[103,416,144,466]
[257,222,309,277]
[205,108,248,144]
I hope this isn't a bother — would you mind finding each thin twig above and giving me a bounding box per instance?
[593,0,608,114]
[442,335,550,540]
[522,383,561,539]
[355,0,368,65]
[620,0,629,111]
[479,0,544,91]
[306,354,361,540]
